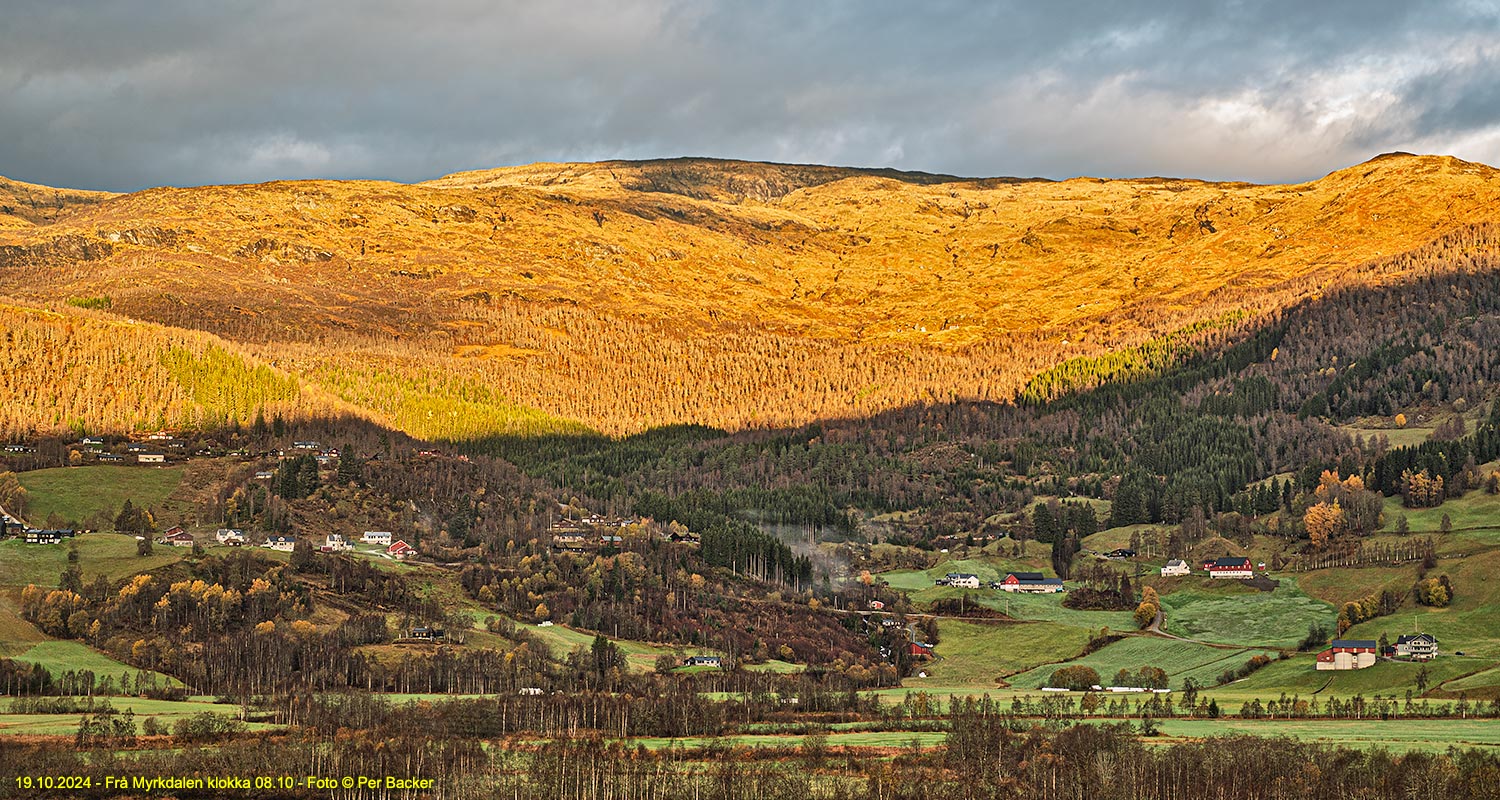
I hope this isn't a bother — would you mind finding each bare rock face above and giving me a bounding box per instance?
[234,237,334,262]
[98,226,179,247]
[0,234,113,267]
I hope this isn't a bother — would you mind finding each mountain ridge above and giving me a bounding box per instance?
[1,152,1498,436]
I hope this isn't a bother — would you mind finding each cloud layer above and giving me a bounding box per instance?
[2,0,1498,191]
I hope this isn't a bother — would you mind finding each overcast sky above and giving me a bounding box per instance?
[3,0,1499,191]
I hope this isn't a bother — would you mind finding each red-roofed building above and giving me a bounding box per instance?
[1206,557,1253,579]
[387,540,417,560]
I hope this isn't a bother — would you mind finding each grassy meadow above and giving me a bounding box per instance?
[0,534,184,589]
[16,465,184,529]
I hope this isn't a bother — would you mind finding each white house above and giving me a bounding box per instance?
[138,453,166,464]
[215,528,245,545]
[945,572,981,589]
[264,534,297,552]
[323,533,352,552]
[1393,633,1439,661]
[361,531,393,545]
[1160,559,1191,577]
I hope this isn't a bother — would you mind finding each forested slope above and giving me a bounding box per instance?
[1,153,1498,435]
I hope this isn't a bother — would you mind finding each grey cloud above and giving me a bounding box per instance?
[0,0,1497,191]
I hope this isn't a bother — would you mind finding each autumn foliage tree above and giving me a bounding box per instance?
[1304,501,1344,548]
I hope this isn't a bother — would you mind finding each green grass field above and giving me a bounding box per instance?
[907,620,1090,687]
[1295,564,1422,606]
[0,593,49,657]
[1005,636,1277,690]
[1437,664,1500,697]
[0,696,273,737]
[16,465,185,529]
[0,534,184,589]
[1203,654,1493,701]
[617,730,949,750]
[1378,482,1500,534]
[1340,423,1440,450]
[1158,583,1333,648]
[905,585,1137,630]
[1343,548,1500,658]
[1153,717,1500,753]
[484,615,720,673]
[607,718,1500,753]
[9,641,183,688]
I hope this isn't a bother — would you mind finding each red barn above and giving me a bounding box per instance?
[1206,557,1253,579]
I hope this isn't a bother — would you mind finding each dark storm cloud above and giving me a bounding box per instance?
[1,0,1497,191]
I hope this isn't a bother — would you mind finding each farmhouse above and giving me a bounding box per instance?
[1392,633,1439,661]
[322,533,351,552]
[906,642,935,660]
[215,528,245,544]
[162,530,195,547]
[943,572,981,589]
[23,529,65,545]
[264,534,297,552]
[137,453,166,464]
[361,531,393,545]
[388,540,417,559]
[1206,556,1254,579]
[1104,548,1137,560]
[684,655,722,668]
[407,626,445,641]
[998,572,1065,593]
[1316,639,1379,671]
[1160,559,1191,576]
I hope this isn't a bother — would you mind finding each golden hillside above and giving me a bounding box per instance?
[0,175,115,229]
[1,152,1497,436]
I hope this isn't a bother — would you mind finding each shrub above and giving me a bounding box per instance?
[66,295,112,310]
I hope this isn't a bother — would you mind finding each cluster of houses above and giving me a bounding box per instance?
[549,514,664,552]
[18,528,78,545]
[4,511,78,545]
[932,571,1065,594]
[5,432,354,471]
[1157,556,1266,579]
[1313,634,1439,671]
[1316,639,1380,670]
[129,526,417,561]
[1041,684,1173,694]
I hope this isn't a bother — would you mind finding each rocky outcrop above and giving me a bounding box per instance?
[0,234,113,267]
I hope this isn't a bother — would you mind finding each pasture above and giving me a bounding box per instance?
[909,620,1090,687]
[1158,583,1333,648]
[0,534,184,589]
[1005,635,1277,690]
[16,465,184,529]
